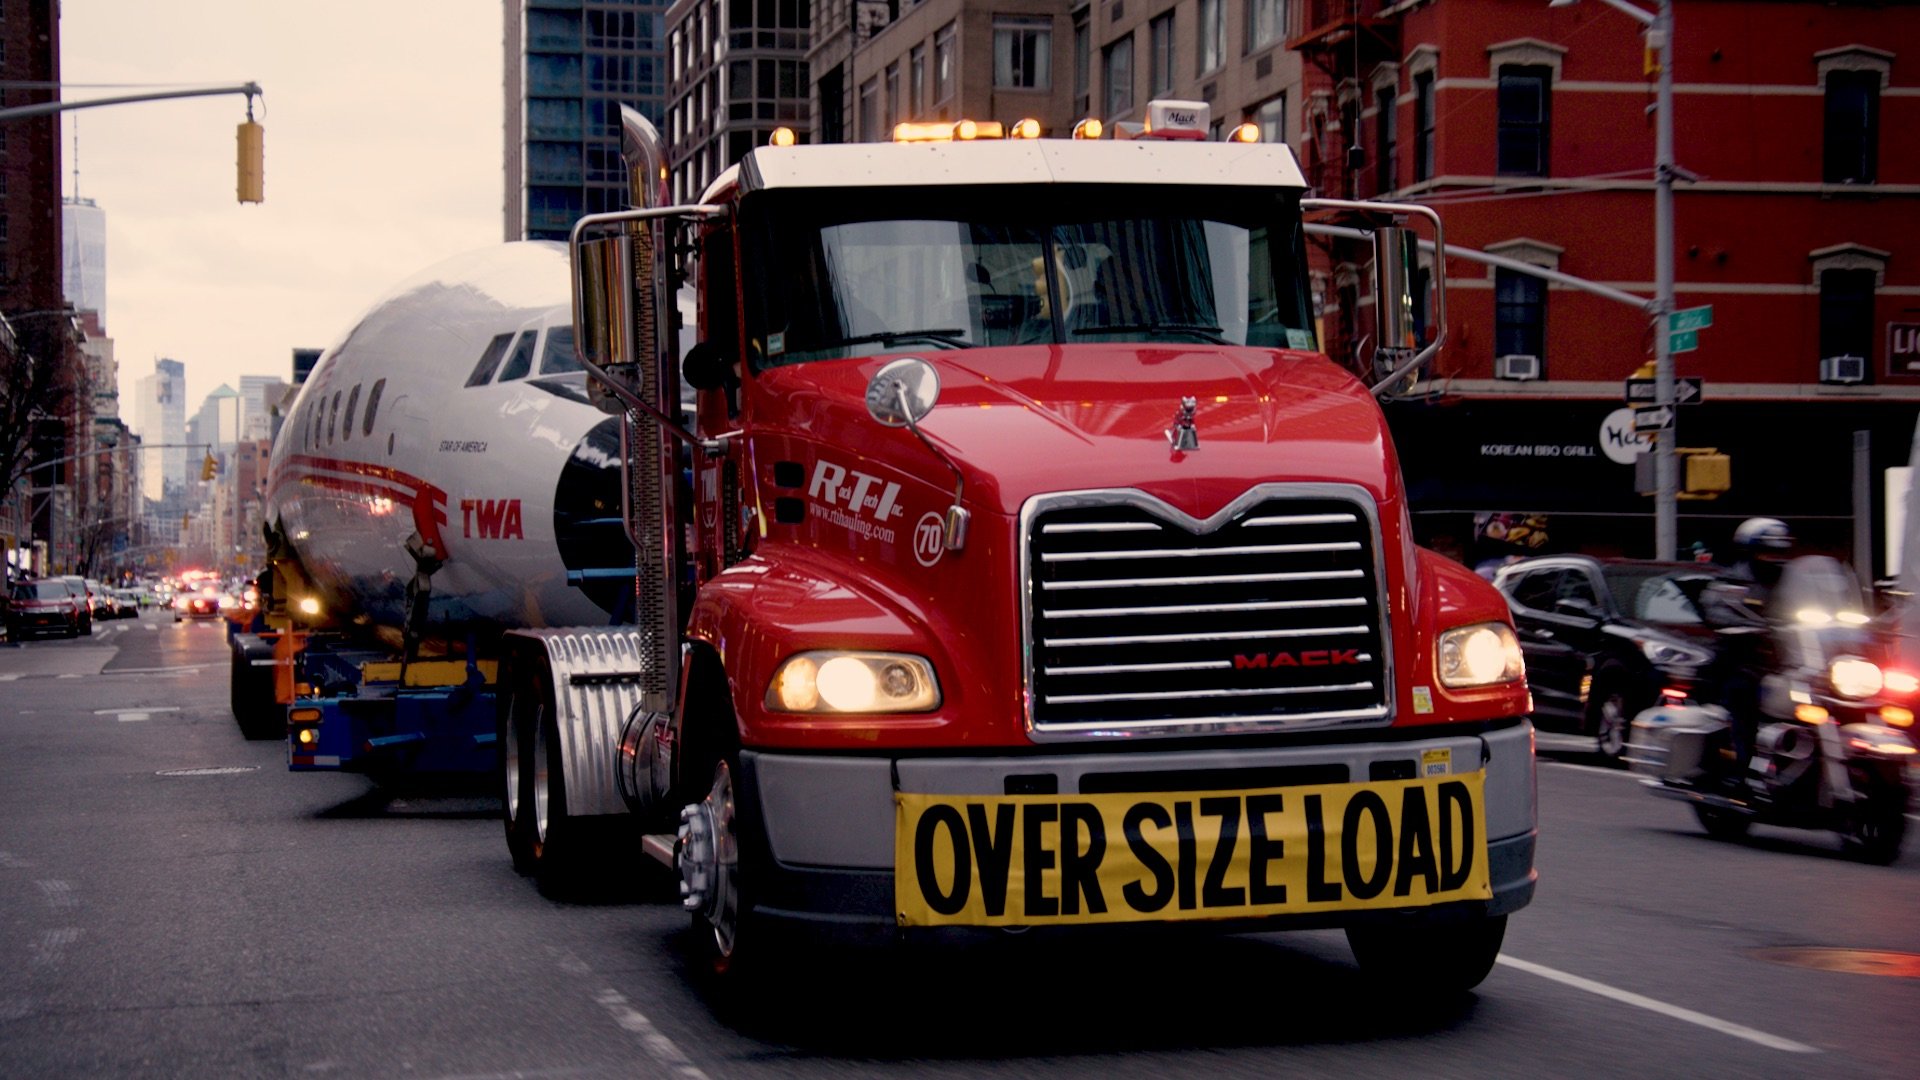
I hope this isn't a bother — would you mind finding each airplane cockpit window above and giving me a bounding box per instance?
[539,327,583,374]
[496,332,538,382]
[465,333,514,388]
[362,379,385,437]
[342,385,361,442]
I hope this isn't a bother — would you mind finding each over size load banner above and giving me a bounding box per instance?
[895,773,1490,927]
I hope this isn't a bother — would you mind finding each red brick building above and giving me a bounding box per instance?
[1292,0,1917,571]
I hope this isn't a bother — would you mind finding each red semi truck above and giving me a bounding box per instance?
[499,100,1537,992]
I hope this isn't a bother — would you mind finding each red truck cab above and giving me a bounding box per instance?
[509,104,1536,995]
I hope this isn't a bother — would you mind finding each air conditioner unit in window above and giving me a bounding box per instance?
[1819,355,1866,384]
[1495,354,1541,381]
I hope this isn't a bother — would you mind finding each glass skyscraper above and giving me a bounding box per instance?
[505,0,670,241]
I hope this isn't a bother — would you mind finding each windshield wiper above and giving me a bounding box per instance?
[1071,323,1228,343]
[824,328,972,351]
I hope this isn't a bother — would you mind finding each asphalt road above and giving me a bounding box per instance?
[1,610,1915,1078]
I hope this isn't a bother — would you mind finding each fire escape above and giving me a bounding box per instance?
[1286,1,1403,377]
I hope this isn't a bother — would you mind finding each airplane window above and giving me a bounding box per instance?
[310,398,322,448]
[465,333,514,387]
[540,327,583,374]
[363,379,385,436]
[342,385,361,441]
[496,332,537,382]
[328,391,342,444]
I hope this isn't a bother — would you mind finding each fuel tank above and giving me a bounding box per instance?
[265,243,633,638]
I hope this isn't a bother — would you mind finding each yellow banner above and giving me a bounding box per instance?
[895,774,1489,927]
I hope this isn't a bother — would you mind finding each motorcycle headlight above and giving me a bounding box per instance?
[1640,638,1711,667]
[767,651,941,713]
[1829,657,1883,700]
[1437,622,1525,689]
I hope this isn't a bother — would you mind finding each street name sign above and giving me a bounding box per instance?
[1670,329,1700,353]
[1633,405,1675,432]
[1669,306,1713,333]
[1625,376,1703,405]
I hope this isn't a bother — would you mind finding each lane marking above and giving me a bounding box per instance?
[57,673,81,679]
[592,989,712,1080]
[1498,954,1819,1053]
[93,706,181,722]
[34,880,77,910]
[0,674,19,682]
[0,851,29,868]
[30,927,79,968]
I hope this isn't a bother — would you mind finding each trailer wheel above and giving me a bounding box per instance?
[229,635,282,740]
[501,656,544,876]
[1346,915,1507,996]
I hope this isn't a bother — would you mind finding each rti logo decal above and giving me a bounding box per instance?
[808,459,905,522]
[461,498,524,540]
[1234,649,1364,669]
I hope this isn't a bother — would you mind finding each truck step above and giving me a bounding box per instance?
[640,833,676,869]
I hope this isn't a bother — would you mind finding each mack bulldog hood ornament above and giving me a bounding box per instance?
[1167,396,1200,452]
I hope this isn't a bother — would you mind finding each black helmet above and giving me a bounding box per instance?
[1733,517,1793,559]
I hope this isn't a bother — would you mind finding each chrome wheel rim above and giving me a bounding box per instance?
[503,696,523,824]
[532,704,551,845]
[1597,696,1627,757]
[678,760,741,958]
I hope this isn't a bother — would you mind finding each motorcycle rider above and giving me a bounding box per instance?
[1713,517,1797,769]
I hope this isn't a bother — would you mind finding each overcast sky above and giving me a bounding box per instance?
[60,1,504,421]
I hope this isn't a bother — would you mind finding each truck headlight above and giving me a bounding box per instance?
[1437,622,1524,689]
[767,652,941,713]
[1829,657,1883,699]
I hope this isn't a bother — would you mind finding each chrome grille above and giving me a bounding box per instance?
[1023,487,1391,737]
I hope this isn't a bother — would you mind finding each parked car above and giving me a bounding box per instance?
[1491,557,1737,763]
[85,579,123,620]
[58,576,95,634]
[6,578,87,640]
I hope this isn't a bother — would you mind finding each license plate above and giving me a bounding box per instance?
[895,774,1490,927]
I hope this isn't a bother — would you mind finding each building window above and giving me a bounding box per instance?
[1494,268,1546,362]
[934,22,957,106]
[910,44,927,117]
[1375,85,1396,195]
[1073,12,1090,113]
[1823,70,1879,184]
[994,16,1052,90]
[1197,0,1222,75]
[1104,34,1135,118]
[1496,65,1550,177]
[1250,94,1284,143]
[1247,0,1282,54]
[1340,96,1360,198]
[1149,13,1175,97]
[1819,268,1875,366]
[1413,71,1435,181]
[859,77,879,141]
[886,62,902,128]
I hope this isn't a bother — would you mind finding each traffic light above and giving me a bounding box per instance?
[1679,447,1731,499]
[237,119,264,204]
[201,452,219,481]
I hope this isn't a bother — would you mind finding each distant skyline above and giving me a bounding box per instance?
[60,1,503,421]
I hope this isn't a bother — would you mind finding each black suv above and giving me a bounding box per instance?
[1491,557,1735,763]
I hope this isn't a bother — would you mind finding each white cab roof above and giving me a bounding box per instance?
[738,139,1307,194]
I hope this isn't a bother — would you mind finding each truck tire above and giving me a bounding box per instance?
[500,654,586,894]
[678,691,780,988]
[229,635,282,740]
[1346,915,1507,996]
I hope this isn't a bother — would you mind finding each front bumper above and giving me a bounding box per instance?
[736,719,1537,941]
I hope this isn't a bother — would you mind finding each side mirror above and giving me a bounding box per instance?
[1371,225,1419,356]
[574,235,635,370]
[865,357,941,428]
[682,341,734,392]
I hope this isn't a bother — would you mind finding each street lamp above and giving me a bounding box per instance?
[1550,0,1678,560]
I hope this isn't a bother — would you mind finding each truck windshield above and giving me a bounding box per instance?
[742,184,1315,368]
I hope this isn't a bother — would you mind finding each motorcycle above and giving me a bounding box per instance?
[1627,556,1916,864]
